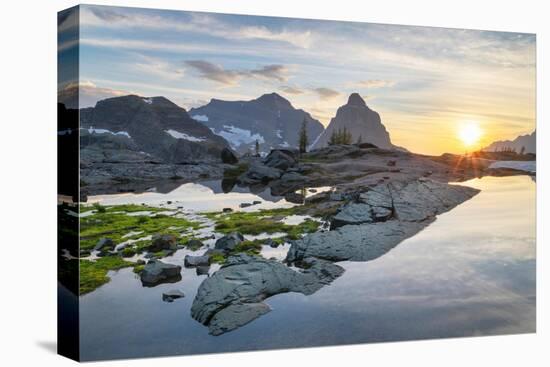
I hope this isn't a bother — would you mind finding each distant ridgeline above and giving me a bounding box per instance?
[189,93,324,154]
[59,91,407,164]
[483,130,536,155]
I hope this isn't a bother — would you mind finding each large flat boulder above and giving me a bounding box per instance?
[190,254,344,335]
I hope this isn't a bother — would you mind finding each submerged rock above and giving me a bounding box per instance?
[140,259,182,287]
[184,255,210,268]
[191,254,344,335]
[185,239,204,251]
[162,289,185,302]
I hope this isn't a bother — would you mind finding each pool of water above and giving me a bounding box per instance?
[79,175,535,361]
[87,180,333,212]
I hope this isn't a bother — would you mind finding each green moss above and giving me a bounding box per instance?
[209,253,226,264]
[80,257,134,295]
[133,264,145,274]
[233,240,263,255]
[79,204,201,250]
[210,209,321,239]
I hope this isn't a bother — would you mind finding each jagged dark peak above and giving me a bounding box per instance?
[347,93,367,107]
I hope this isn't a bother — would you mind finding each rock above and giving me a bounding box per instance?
[263,150,297,171]
[265,238,279,248]
[284,192,305,204]
[140,259,182,287]
[209,303,271,336]
[146,234,177,252]
[136,259,146,265]
[222,207,233,213]
[239,202,253,208]
[288,220,431,263]
[238,162,282,184]
[184,255,210,268]
[252,200,262,205]
[191,254,344,335]
[94,238,115,251]
[214,233,244,253]
[330,202,374,229]
[221,148,238,164]
[308,188,318,193]
[196,265,210,276]
[162,289,185,302]
[185,239,204,251]
[166,200,172,204]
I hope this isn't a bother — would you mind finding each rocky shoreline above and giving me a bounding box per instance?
[72,143,535,335]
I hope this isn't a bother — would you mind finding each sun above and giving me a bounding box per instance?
[458,122,483,147]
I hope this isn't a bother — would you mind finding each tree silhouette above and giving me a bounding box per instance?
[255,139,260,156]
[299,118,309,153]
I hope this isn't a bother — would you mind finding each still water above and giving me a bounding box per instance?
[79,175,535,361]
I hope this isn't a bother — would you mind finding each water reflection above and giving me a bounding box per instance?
[79,175,535,360]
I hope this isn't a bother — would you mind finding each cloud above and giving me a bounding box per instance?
[355,79,396,89]
[58,81,130,108]
[184,60,288,85]
[279,85,305,95]
[132,55,185,81]
[313,87,340,100]
[81,7,312,48]
[184,60,241,85]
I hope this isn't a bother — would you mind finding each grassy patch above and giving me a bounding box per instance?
[79,204,201,251]
[207,208,322,240]
[80,257,135,295]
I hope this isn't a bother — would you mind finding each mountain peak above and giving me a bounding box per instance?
[347,93,366,107]
[255,92,292,108]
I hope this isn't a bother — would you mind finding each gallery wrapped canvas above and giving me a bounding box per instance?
[58,4,536,362]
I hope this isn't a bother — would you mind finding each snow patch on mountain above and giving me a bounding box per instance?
[213,125,265,148]
[192,114,209,122]
[165,129,206,142]
[83,127,131,139]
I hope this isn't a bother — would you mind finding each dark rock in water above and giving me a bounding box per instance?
[96,250,112,258]
[209,303,271,336]
[308,188,318,193]
[265,238,279,248]
[184,255,210,268]
[214,233,244,253]
[196,265,210,276]
[185,239,204,251]
[253,200,262,205]
[94,238,115,251]
[140,259,182,287]
[166,200,172,204]
[162,289,185,302]
[221,148,238,164]
[263,150,297,171]
[284,192,305,204]
[146,234,177,252]
[239,202,253,208]
[191,254,344,335]
[222,207,234,213]
[238,162,282,184]
[136,259,146,265]
[221,178,236,193]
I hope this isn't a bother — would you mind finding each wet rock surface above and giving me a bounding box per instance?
[140,260,182,287]
[190,254,344,335]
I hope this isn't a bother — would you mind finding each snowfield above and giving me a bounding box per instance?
[165,129,206,142]
[213,125,265,148]
[83,127,131,139]
[192,114,209,122]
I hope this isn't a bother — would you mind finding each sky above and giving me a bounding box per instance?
[58,5,536,155]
